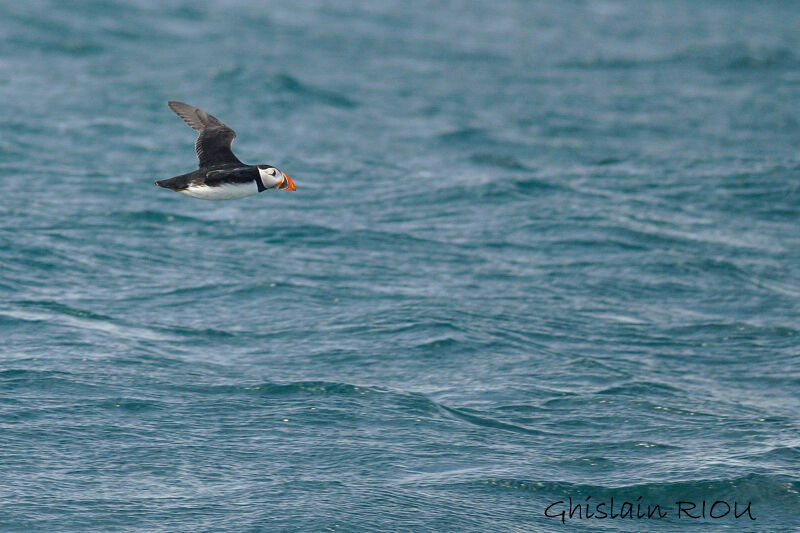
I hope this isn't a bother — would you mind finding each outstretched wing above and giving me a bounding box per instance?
[167,101,243,168]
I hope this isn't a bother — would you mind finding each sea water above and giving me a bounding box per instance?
[1,1,798,531]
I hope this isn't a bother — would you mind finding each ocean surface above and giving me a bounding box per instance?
[1,1,799,531]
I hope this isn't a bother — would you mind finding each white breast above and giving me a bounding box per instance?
[180,181,259,201]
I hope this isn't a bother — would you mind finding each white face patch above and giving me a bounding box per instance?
[258,166,282,189]
[180,182,259,200]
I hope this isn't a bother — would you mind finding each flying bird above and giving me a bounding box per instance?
[155,101,295,200]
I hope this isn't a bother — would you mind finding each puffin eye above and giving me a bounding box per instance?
[269,168,277,176]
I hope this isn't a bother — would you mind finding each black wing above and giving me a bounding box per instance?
[167,101,243,168]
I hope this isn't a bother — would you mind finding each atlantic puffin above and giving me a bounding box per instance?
[155,101,295,200]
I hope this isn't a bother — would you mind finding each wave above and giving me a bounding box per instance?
[179,380,375,397]
[559,43,798,71]
[0,301,178,342]
[469,153,528,171]
[478,473,799,506]
[273,73,358,109]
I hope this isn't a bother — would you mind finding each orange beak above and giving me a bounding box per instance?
[279,173,296,191]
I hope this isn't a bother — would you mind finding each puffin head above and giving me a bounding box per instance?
[257,165,296,191]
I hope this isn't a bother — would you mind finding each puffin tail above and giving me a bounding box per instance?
[155,174,189,191]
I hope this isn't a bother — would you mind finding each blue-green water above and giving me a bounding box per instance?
[2,1,799,531]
